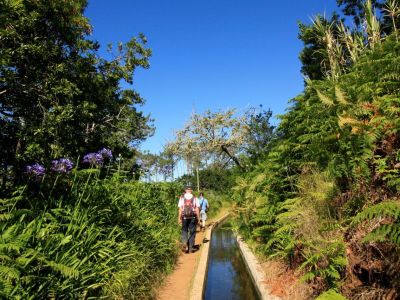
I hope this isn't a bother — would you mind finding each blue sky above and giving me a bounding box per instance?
[85,0,339,154]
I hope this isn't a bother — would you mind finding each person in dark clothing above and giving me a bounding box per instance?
[178,185,200,253]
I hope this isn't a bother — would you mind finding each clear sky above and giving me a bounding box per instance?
[85,0,339,154]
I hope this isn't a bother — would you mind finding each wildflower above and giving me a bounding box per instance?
[98,148,112,160]
[83,152,104,166]
[51,158,74,173]
[26,163,46,177]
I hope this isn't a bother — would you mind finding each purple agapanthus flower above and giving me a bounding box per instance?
[26,163,46,177]
[51,158,74,173]
[98,148,112,160]
[83,152,104,166]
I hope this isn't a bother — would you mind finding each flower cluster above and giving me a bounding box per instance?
[51,158,74,174]
[82,148,113,166]
[98,148,112,160]
[24,147,113,178]
[83,153,104,166]
[26,163,46,178]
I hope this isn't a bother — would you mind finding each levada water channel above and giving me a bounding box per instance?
[204,220,260,300]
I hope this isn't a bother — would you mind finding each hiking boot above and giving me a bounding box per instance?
[180,243,188,252]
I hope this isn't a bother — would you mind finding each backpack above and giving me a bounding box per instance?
[199,198,208,212]
[182,196,196,219]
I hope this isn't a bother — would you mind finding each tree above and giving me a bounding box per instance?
[298,13,344,80]
[166,109,249,171]
[0,0,153,188]
[177,165,235,191]
[157,150,176,181]
[244,105,276,163]
[337,0,400,35]
[337,0,384,26]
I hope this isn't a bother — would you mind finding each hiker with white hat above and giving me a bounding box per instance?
[178,185,200,253]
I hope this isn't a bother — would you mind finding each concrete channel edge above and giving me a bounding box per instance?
[189,212,280,300]
[188,213,230,300]
[236,235,281,300]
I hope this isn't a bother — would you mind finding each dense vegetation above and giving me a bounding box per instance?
[0,0,153,192]
[2,0,400,299]
[0,1,181,298]
[232,1,400,299]
[1,168,181,298]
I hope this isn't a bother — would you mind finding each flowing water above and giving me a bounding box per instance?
[204,221,260,300]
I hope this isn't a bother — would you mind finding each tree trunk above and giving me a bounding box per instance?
[196,165,200,193]
[221,145,244,170]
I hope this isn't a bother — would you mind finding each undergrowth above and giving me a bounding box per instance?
[0,170,181,299]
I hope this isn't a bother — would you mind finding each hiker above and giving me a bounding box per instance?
[178,185,200,253]
[198,192,209,231]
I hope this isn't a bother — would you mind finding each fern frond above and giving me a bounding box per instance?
[44,260,80,279]
[0,278,14,297]
[317,90,335,106]
[352,201,400,225]
[335,86,349,105]
[338,116,363,129]
[0,242,22,253]
[316,289,347,300]
[301,271,316,282]
[0,265,20,281]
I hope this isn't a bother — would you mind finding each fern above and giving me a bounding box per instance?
[44,260,80,279]
[0,176,183,299]
[316,289,348,300]
[335,86,349,105]
[0,279,14,298]
[300,240,347,288]
[352,201,400,245]
[352,201,400,223]
[0,265,20,281]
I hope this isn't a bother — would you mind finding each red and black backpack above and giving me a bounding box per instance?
[182,195,196,219]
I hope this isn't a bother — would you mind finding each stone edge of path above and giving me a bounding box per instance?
[236,235,282,300]
[188,213,230,300]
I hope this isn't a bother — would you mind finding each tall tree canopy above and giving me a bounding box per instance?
[0,0,153,185]
[337,0,384,26]
[244,105,276,163]
[166,109,249,171]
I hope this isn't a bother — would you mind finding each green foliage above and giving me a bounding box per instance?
[300,240,347,288]
[298,13,343,80]
[233,29,400,298]
[316,289,348,300]
[0,0,153,188]
[244,106,276,164]
[202,189,229,219]
[0,171,181,299]
[337,0,385,27]
[177,166,236,192]
[352,200,400,245]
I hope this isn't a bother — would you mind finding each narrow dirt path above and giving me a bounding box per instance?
[156,209,229,300]
[156,227,205,300]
